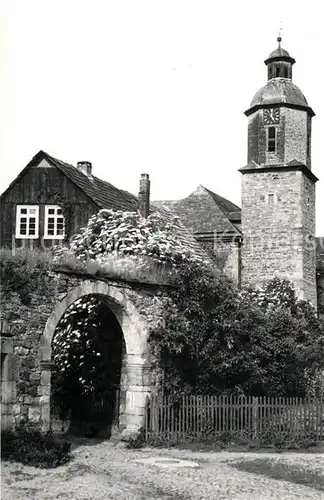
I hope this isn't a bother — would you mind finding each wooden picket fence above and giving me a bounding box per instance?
[144,395,324,443]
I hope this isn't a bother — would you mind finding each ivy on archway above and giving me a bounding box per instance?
[50,208,208,420]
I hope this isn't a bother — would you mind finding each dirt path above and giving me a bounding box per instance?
[1,441,324,499]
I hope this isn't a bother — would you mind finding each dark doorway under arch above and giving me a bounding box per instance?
[50,294,126,438]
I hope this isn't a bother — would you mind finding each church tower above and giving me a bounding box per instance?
[239,36,318,307]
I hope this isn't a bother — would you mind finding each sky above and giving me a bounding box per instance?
[1,0,323,235]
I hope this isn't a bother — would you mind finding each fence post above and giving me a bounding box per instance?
[145,395,149,441]
[252,397,259,441]
[320,397,324,441]
[152,395,158,437]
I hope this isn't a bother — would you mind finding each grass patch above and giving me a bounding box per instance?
[0,247,54,304]
[0,246,180,292]
[229,457,324,492]
[55,250,180,286]
[0,246,54,268]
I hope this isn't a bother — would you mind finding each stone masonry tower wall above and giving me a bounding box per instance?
[241,168,317,305]
[247,108,312,169]
[240,37,318,307]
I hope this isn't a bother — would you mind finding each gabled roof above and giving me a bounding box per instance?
[50,151,139,211]
[150,202,211,262]
[154,185,241,237]
[203,187,241,214]
[1,150,139,212]
[1,150,210,264]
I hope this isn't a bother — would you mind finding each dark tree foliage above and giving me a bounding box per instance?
[149,267,324,398]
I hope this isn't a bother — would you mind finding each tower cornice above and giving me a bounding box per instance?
[245,102,315,118]
[239,162,319,184]
[264,55,296,65]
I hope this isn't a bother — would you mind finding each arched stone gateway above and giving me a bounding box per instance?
[42,280,151,438]
[0,271,170,440]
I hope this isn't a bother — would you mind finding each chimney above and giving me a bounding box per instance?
[77,161,92,177]
[138,173,150,218]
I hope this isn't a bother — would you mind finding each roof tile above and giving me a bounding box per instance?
[44,152,139,211]
[154,186,241,236]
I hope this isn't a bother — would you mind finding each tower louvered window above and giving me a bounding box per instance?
[267,127,276,152]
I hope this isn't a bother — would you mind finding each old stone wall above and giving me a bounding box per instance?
[1,271,62,429]
[301,173,317,304]
[221,241,241,285]
[284,108,308,167]
[0,270,171,436]
[241,169,317,307]
[247,108,310,168]
[198,238,241,285]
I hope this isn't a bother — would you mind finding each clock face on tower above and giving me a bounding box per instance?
[263,108,280,125]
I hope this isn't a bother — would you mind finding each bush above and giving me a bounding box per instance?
[53,209,206,284]
[0,248,53,305]
[1,425,71,468]
[149,270,324,398]
[125,436,145,449]
[124,427,146,449]
[65,209,203,267]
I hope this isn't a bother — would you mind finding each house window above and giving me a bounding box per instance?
[16,206,39,238]
[276,66,280,77]
[44,206,65,239]
[267,126,276,152]
[268,194,274,205]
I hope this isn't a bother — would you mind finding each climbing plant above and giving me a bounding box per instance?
[0,248,53,305]
[51,208,206,418]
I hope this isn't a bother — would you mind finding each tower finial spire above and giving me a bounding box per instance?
[277,22,282,46]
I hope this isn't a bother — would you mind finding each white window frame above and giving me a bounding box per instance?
[44,205,65,239]
[15,205,39,239]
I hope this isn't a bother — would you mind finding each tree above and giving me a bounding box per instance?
[52,208,324,401]
[149,269,324,398]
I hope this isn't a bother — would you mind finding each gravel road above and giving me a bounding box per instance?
[1,441,324,499]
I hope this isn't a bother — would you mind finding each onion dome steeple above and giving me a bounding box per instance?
[264,35,296,80]
[245,35,314,118]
